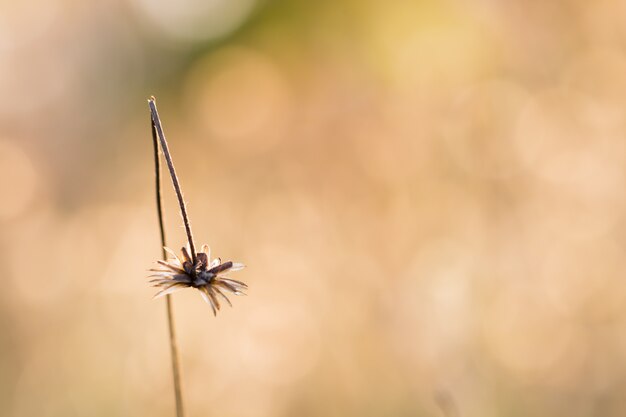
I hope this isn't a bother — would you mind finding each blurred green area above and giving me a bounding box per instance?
[2,1,626,416]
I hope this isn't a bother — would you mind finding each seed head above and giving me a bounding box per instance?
[149,244,247,315]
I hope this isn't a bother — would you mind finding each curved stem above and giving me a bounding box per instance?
[151,114,186,417]
[165,294,184,417]
[149,97,197,260]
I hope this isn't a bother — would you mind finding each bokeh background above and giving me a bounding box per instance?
[2,1,626,416]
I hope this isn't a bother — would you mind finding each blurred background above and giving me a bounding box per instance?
[2,0,626,416]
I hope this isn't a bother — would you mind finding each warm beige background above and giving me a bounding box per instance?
[2,1,626,416]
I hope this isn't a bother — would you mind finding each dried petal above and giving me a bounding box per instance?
[200,287,217,316]
[153,283,186,298]
[164,247,181,263]
[198,287,211,304]
[213,286,233,307]
[181,246,192,264]
[148,272,176,278]
[209,261,233,274]
[157,260,185,273]
[220,277,248,289]
[195,252,208,270]
[215,280,246,296]
[207,286,221,310]
[229,262,246,272]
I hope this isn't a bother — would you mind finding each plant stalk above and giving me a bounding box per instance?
[149,97,197,260]
[151,110,185,417]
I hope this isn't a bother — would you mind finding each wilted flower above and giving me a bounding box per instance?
[149,244,247,315]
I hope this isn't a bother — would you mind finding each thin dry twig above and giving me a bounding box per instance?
[150,100,185,417]
[149,97,197,260]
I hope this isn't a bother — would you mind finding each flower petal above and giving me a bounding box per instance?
[149,267,174,272]
[195,252,208,270]
[150,278,175,285]
[209,261,233,274]
[148,272,177,278]
[220,277,248,289]
[181,246,192,264]
[215,280,247,296]
[207,286,221,310]
[213,286,232,307]
[164,247,181,263]
[229,262,246,272]
[153,283,187,298]
[198,287,211,304]
[199,287,217,316]
[157,260,185,273]
[173,274,192,283]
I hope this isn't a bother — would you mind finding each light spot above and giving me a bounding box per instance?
[0,0,60,50]
[184,47,292,152]
[130,0,257,42]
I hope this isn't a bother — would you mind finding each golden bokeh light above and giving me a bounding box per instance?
[3,1,626,417]
[184,46,292,152]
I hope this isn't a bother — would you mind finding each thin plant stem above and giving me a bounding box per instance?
[152,120,168,261]
[164,295,184,417]
[151,114,186,417]
[149,97,197,260]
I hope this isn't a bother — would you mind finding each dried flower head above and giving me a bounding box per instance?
[149,244,247,315]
